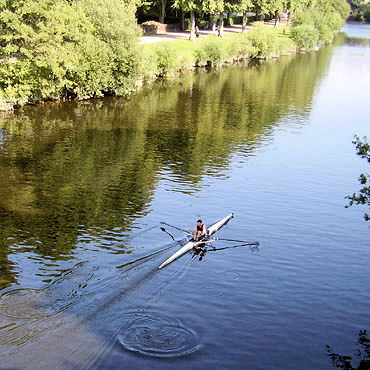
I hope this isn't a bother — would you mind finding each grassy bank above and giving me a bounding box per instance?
[141,26,295,80]
[137,20,339,82]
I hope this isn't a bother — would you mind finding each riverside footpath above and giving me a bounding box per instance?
[139,19,291,44]
[139,25,251,44]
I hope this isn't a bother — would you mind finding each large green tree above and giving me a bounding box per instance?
[0,0,140,107]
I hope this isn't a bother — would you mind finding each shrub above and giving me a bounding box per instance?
[291,24,320,50]
[245,23,280,58]
[194,37,229,67]
[316,24,334,45]
[277,37,296,56]
[292,3,348,47]
[154,45,181,77]
[178,50,196,72]
[229,37,257,60]
[194,46,210,67]
[326,12,344,33]
[138,46,159,81]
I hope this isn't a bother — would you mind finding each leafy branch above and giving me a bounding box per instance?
[345,136,370,221]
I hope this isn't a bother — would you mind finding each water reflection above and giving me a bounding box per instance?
[0,44,332,289]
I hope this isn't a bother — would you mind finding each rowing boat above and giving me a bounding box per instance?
[158,213,234,269]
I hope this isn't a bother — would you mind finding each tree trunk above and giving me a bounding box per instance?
[242,11,247,34]
[274,10,280,28]
[218,12,224,38]
[189,11,196,40]
[227,12,231,26]
[180,10,185,32]
[158,0,166,23]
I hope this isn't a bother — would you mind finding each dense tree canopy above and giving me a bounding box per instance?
[0,0,141,105]
[138,0,350,25]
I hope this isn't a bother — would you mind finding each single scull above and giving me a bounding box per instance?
[158,213,234,269]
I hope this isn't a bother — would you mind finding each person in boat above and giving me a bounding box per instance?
[192,219,207,241]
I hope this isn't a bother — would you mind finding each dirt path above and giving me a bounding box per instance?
[139,25,250,45]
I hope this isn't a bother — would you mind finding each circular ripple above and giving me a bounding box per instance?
[222,271,240,280]
[199,284,224,296]
[0,288,54,319]
[117,312,199,358]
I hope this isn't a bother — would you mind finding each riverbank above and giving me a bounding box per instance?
[0,24,297,112]
[0,0,350,113]
[137,23,296,81]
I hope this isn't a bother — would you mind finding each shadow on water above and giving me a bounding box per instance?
[0,262,97,320]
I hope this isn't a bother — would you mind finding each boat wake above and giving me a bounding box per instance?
[0,262,97,320]
[0,222,257,368]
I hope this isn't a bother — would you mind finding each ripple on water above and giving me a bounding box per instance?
[199,284,224,297]
[0,289,53,319]
[0,262,96,319]
[117,312,199,358]
[222,271,240,281]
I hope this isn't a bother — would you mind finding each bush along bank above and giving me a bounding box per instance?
[137,18,347,82]
[138,25,295,81]
[0,0,350,111]
[137,1,350,82]
[0,0,141,112]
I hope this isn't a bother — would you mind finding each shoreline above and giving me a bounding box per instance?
[0,22,333,113]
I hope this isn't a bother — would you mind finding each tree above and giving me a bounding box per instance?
[173,0,224,39]
[252,0,285,25]
[0,0,141,106]
[173,0,198,39]
[157,0,167,22]
[225,0,253,33]
[201,0,224,37]
[346,136,370,221]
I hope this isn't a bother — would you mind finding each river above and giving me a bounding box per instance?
[0,23,369,369]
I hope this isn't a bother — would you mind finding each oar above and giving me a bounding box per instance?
[208,243,260,252]
[160,227,175,241]
[213,237,259,245]
[160,222,192,236]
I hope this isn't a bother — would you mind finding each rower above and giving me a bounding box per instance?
[192,219,207,241]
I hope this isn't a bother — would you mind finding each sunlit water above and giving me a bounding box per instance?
[0,23,369,369]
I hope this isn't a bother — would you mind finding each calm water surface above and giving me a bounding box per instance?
[0,23,369,369]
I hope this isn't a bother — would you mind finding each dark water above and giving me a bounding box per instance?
[0,23,369,369]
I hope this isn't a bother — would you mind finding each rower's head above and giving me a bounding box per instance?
[197,219,202,225]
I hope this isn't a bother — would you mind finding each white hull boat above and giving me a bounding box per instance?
[158,213,234,269]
